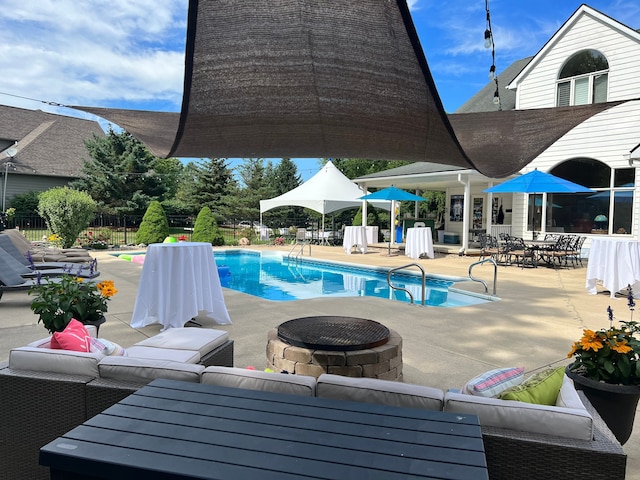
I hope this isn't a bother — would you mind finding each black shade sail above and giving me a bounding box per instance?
[75,0,627,178]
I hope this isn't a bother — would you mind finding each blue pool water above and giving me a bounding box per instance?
[213,250,492,308]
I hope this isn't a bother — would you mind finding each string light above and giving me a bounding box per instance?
[484,0,501,110]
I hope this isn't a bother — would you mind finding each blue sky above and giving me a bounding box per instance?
[1,0,639,181]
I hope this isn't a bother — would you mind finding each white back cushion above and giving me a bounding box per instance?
[444,375,593,440]
[9,346,102,377]
[202,366,316,396]
[98,356,204,383]
[317,374,444,411]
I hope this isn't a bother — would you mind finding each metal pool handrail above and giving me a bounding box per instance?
[468,257,498,296]
[387,263,426,305]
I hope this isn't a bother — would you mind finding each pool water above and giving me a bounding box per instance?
[213,250,493,308]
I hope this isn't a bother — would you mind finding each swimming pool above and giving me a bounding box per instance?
[212,250,493,307]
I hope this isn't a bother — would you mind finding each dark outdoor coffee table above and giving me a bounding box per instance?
[40,379,488,479]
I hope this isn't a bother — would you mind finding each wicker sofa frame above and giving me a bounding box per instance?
[0,357,627,480]
[0,339,233,480]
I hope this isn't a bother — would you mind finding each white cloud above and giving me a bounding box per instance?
[0,0,187,110]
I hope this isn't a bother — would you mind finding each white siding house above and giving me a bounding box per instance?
[355,4,640,252]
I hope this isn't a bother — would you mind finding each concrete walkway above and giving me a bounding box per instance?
[1,245,638,478]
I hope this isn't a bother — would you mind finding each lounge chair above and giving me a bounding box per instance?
[0,236,97,271]
[0,246,99,280]
[0,258,63,301]
[0,230,93,265]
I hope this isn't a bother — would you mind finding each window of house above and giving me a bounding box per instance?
[556,50,609,107]
[527,159,633,235]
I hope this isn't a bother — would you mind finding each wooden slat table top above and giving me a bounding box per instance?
[40,379,488,480]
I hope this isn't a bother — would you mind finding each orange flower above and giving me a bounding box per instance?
[612,340,633,354]
[580,329,604,352]
[567,342,579,358]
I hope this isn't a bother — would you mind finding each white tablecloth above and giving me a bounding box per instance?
[405,227,434,259]
[365,226,379,244]
[586,238,640,298]
[343,226,368,254]
[131,242,232,329]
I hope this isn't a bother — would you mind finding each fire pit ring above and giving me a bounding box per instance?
[277,316,390,351]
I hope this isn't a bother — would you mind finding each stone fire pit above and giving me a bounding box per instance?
[266,316,403,381]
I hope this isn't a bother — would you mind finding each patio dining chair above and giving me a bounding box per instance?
[538,235,573,269]
[505,236,536,268]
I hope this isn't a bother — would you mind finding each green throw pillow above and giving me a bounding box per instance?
[498,366,564,405]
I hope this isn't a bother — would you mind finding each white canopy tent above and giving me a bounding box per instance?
[260,161,389,236]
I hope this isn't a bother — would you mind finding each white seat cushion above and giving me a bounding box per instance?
[444,375,593,440]
[201,366,316,396]
[134,328,228,356]
[98,356,204,383]
[125,346,200,364]
[317,374,444,411]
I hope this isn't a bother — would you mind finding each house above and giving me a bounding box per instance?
[355,4,640,252]
[0,105,105,210]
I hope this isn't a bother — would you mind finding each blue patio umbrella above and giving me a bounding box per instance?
[360,186,425,255]
[484,170,593,235]
[483,169,594,194]
[359,185,426,202]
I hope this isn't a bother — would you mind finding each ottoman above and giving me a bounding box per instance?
[133,328,234,367]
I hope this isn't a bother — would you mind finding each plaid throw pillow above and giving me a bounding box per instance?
[464,366,525,397]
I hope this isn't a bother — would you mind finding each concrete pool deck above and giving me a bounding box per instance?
[1,244,638,477]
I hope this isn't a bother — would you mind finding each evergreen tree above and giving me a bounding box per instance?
[191,206,225,246]
[327,158,410,179]
[135,200,169,245]
[262,158,307,227]
[186,158,236,222]
[230,159,277,222]
[71,129,169,215]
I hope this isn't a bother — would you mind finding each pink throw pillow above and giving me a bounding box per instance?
[50,319,92,352]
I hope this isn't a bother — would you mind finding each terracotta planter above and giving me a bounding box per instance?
[566,367,640,445]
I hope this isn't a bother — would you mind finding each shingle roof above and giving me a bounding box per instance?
[0,105,104,178]
[455,57,533,113]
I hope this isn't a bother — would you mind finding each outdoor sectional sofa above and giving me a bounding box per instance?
[0,328,627,480]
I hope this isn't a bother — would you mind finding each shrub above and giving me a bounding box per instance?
[135,201,169,245]
[37,187,97,248]
[192,206,225,246]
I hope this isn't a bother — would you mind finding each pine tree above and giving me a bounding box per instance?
[71,129,169,215]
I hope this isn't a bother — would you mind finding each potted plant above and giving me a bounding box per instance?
[566,285,640,444]
[29,274,118,334]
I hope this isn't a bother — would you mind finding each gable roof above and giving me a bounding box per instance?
[507,4,640,90]
[0,105,104,178]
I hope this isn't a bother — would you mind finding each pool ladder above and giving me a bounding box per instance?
[287,241,311,260]
[387,263,426,305]
[468,257,498,296]
[387,258,498,305]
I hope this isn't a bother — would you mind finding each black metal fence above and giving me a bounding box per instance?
[0,214,332,247]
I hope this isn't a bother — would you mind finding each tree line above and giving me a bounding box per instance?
[8,129,446,230]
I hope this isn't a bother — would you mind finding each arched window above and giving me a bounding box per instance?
[556,50,609,106]
[531,159,634,235]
